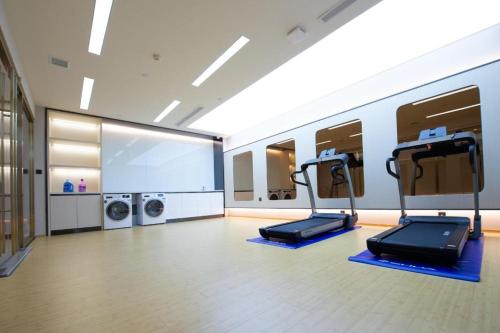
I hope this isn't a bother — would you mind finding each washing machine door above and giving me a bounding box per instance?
[106,201,130,221]
[144,199,165,218]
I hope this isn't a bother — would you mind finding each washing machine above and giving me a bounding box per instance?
[281,189,294,200]
[137,193,167,225]
[103,194,133,230]
[268,190,281,200]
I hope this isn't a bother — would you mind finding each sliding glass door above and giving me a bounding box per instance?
[0,54,12,267]
[0,40,34,276]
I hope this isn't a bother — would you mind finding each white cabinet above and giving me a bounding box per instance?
[209,192,224,215]
[76,195,102,228]
[50,194,101,232]
[165,192,224,221]
[165,194,183,219]
[50,196,77,230]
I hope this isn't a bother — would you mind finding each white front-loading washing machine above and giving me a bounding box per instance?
[137,193,166,225]
[103,194,133,229]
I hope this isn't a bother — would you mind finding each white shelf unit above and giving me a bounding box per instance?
[47,111,102,234]
[47,111,101,194]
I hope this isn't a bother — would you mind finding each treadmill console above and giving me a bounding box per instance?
[319,148,336,158]
[418,126,447,140]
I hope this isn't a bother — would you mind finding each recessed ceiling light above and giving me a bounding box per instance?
[192,36,250,87]
[425,103,480,119]
[80,77,94,110]
[189,0,500,136]
[349,132,363,137]
[153,100,181,123]
[88,0,113,55]
[316,140,332,146]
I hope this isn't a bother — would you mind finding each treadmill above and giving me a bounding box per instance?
[367,127,482,264]
[259,148,358,242]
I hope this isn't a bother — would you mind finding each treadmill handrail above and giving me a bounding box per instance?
[337,163,357,216]
[386,157,399,179]
[291,152,357,216]
[387,131,481,237]
[291,170,307,187]
[290,168,317,214]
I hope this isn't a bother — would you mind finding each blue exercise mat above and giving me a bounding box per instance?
[247,226,361,249]
[348,236,484,282]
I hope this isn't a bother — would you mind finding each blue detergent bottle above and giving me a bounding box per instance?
[63,179,74,193]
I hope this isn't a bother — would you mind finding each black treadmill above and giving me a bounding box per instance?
[259,148,358,242]
[367,128,482,264]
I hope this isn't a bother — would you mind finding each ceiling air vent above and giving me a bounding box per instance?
[176,107,204,127]
[318,0,357,23]
[49,56,69,69]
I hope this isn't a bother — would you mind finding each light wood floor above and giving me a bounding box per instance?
[1,217,500,333]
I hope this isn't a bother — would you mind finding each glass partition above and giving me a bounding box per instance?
[315,120,364,198]
[0,56,12,266]
[266,139,296,200]
[397,86,483,195]
[0,27,35,276]
[233,151,254,201]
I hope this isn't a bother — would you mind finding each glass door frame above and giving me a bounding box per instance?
[19,100,35,248]
[14,88,35,248]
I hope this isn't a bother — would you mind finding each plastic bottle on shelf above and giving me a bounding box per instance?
[63,179,74,193]
[78,179,87,193]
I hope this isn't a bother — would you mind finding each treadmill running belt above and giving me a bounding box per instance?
[268,217,341,232]
[384,222,459,248]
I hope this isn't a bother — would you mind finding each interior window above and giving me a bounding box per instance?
[266,139,296,200]
[397,85,483,195]
[315,120,364,198]
[233,151,254,201]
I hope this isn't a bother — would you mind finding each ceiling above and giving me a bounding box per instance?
[2,0,376,136]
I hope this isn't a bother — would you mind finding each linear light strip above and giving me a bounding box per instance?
[328,120,360,130]
[80,77,95,110]
[192,36,250,87]
[412,86,477,105]
[88,0,114,55]
[52,143,100,154]
[51,118,98,130]
[349,132,362,137]
[425,103,480,119]
[316,140,332,145]
[153,100,181,123]
[102,123,213,144]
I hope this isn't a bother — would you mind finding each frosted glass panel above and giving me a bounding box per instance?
[102,122,215,193]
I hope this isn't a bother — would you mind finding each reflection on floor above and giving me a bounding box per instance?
[0,217,499,332]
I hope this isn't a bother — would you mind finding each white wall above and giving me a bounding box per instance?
[223,60,500,232]
[102,121,215,193]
